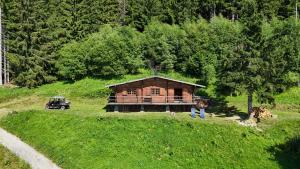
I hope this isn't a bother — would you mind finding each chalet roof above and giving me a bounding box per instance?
[106,76,205,88]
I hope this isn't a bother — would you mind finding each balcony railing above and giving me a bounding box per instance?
[108,96,201,104]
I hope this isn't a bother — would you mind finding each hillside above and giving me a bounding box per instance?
[1,1,299,168]
[0,72,299,169]
[0,110,299,169]
[0,70,199,113]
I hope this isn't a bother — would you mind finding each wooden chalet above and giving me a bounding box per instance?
[106,76,205,112]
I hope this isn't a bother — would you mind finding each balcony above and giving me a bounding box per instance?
[107,96,201,105]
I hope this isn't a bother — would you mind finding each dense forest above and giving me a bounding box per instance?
[1,0,299,110]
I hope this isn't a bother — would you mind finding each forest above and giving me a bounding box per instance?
[1,0,299,108]
[0,1,299,168]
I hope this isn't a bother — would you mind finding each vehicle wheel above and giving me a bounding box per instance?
[45,105,49,110]
[60,106,66,110]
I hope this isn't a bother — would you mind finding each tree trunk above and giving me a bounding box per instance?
[247,92,253,114]
[0,7,2,85]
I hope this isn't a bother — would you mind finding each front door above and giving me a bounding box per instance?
[174,88,183,101]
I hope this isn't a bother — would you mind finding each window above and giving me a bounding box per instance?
[127,89,136,95]
[151,88,160,95]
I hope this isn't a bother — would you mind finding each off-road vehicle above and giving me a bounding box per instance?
[45,96,70,110]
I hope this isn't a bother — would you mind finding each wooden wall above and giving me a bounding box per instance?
[113,78,194,103]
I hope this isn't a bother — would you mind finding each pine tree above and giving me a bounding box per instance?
[218,0,263,113]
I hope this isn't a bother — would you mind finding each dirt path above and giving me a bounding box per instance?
[0,128,61,169]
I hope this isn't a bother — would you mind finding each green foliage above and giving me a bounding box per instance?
[143,21,185,71]
[56,42,87,81]
[2,0,298,87]
[57,25,143,80]
[56,18,246,86]
[215,1,300,112]
[261,18,300,89]
[1,0,299,112]
[181,19,211,79]
[2,0,119,87]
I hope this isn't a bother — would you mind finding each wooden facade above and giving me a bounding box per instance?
[106,76,205,112]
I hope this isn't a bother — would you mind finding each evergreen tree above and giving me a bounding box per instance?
[1,0,299,88]
[217,0,263,113]
[258,17,300,103]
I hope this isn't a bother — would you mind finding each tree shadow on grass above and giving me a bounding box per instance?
[205,96,247,118]
[267,136,300,169]
[196,87,247,118]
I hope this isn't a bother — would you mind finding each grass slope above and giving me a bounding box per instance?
[0,69,198,102]
[0,70,199,113]
[0,144,30,169]
[226,88,300,121]
[0,71,299,169]
[1,111,299,169]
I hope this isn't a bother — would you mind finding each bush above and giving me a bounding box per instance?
[57,25,143,80]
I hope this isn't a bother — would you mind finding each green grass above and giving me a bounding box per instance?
[0,144,30,169]
[226,87,300,114]
[0,69,198,102]
[0,69,200,115]
[0,71,299,169]
[1,110,299,169]
[0,87,31,103]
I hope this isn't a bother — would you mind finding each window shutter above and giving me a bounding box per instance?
[159,88,163,95]
[146,89,151,95]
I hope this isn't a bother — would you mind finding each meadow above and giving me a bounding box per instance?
[0,71,299,169]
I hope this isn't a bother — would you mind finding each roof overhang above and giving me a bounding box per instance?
[105,76,205,88]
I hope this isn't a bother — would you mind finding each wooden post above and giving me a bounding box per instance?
[247,92,253,114]
[4,33,8,84]
[3,47,6,84]
[6,59,9,83]
[166,105,170,113]
[115,86,118,103]
[192,86,195,103]
[141,80,144,103]
[166,80,169,103]
[114,105,119,112]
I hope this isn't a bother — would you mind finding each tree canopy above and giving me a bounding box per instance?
[1,0,299,109]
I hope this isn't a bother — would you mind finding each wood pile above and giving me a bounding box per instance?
[250,107,273,121]
[195,99,209,109]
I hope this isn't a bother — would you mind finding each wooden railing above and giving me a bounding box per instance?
[108,96,201,104]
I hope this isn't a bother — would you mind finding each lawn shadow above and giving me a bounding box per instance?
[267,136,300,169]
[205,96,247,118]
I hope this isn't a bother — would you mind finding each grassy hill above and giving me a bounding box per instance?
[0,71,299,169]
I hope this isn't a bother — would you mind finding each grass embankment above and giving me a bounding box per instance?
[0,70,299,169]
[0,145,30,169]
[1,111,299,169]
[0,69,198,114]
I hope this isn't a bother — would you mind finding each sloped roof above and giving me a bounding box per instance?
[106,76,205,88]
